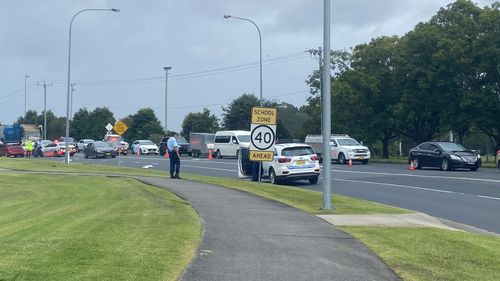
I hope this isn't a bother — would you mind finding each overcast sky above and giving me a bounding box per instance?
[0,0,495,133]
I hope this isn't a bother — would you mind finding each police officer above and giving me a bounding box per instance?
[167,132,181,179]
[25,139,34,158]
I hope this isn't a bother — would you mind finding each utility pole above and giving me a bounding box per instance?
[307,47,323,131]
[164,66,172,133]
[70,83,76,120]
[37,80,53,140]
[321,0,332,209]
[24,75,30,117]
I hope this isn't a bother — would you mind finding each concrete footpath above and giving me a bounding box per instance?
[138,177,400,281]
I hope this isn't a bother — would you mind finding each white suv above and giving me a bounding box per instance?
[330,135,370,164]
[262,143,320,184]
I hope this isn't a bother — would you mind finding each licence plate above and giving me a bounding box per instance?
[296,160,305,165]
[358,157,364,160]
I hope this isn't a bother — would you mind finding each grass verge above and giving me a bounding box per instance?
[0,173,200,281]
[2,157,500,280]
[343,227,500,281]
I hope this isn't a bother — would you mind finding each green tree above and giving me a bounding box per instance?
[181,108,219,141]
[221,93,259,130]
[123,108,164,142]
[70,107,115,141]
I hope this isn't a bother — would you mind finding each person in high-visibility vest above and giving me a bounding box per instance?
[25,140,34,158]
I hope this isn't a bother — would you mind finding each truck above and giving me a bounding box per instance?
[189,132,215,157]
[1,124,42,144]
[304,134,371,164]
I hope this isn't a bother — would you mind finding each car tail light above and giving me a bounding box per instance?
[310,155,319,161]
[497,150,500,155]
[278,157,291,163]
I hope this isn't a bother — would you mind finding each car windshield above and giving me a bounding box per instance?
[438,142,466,152]
[139,140,154,145]
[94,142,111,148]
[281,146,314,157]
[336,138,360,146]
[175,137,188,144]
[61,137,75,143]
[238,135,251,142]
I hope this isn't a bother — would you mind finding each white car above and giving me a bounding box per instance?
[260,144,321,184]
[77,139,95,152]
[132,140,159,155]
[330,135,370,164]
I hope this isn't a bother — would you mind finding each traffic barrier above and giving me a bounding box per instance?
[164,150,170,159]
[348,158,353,166]
[208,149,213,160]
[410,160,415,170]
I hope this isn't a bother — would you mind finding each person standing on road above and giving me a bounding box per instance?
[25,139,33,158]
[167,132,181,179]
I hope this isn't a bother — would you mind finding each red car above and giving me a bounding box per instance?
[5,143,25,157]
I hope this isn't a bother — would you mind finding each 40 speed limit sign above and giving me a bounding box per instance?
[250,125,276,162]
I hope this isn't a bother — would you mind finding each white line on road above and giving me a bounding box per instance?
[335,178,500,201]
[327,168,500,184]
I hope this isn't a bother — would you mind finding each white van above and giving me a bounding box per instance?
[213,130,251,158]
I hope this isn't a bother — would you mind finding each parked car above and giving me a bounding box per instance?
[77,139,95,152]
[41,142,75,157]
[408,141,481,171]
[132,140,159,155]
[103,133,129,154]
[84,141,117,158]
[159,136,190,156]
[496,149,500,170]
[238,143,320,184]
[304,134,370,164]
[59,136,77,147]
[5,143,25,157]
[34,140,53,157]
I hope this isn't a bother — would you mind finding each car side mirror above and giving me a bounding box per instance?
[434,149,441,154]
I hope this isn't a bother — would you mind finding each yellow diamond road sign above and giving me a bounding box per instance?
[251,107,277,125]
[113,120,128,136]
[249,150,273,162]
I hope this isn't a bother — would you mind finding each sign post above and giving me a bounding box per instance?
[250,107,277,182]
[113,120,128,167]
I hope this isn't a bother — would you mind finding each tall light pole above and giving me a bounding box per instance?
[224,15,264,182]
[64,8,120,164]
[24,74,30,117]
[321,0,332,209]
[164,66,172,133]
[223,15,262,103]
[37,80,52,140]
[70,83,76,120]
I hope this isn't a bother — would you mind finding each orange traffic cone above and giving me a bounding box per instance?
[164,150,170,159]
[207,149,213,160]
[410,160,415,170]
[348,158,353,166]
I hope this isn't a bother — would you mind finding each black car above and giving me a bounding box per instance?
[408,141,481,171]
[159,136,191,156]
[83,141,117,159]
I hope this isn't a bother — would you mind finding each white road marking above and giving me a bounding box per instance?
[326,168,500,184]
[335,178,500,201]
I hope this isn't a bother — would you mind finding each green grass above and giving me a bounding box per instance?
[0,157,407,215]
[342,227,500,281]
[0,173,200,281]
[2,157,500,280]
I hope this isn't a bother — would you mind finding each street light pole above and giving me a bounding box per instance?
[321,0,332,209]
[70,83,76,120]
[224,15,264,183]
[64,8,120,164]
[223,15,263,103]
[37,80,52,140]
[164,66,172,133]
[24,74,29,117]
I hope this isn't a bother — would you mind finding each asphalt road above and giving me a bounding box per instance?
[47,153,500,234]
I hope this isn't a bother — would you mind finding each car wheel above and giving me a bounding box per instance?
[441,158,450,171]
[338,153,346,164]
[361,160,368,165]
[269,168,279,184]
[216,150,222,159]
[309,176,319,184]
[84,152,88,159]
[470,167,478,171]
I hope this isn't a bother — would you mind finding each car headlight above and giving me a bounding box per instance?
[97,150,102,153]
[477,154,481,159]
[450,154,461,160]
